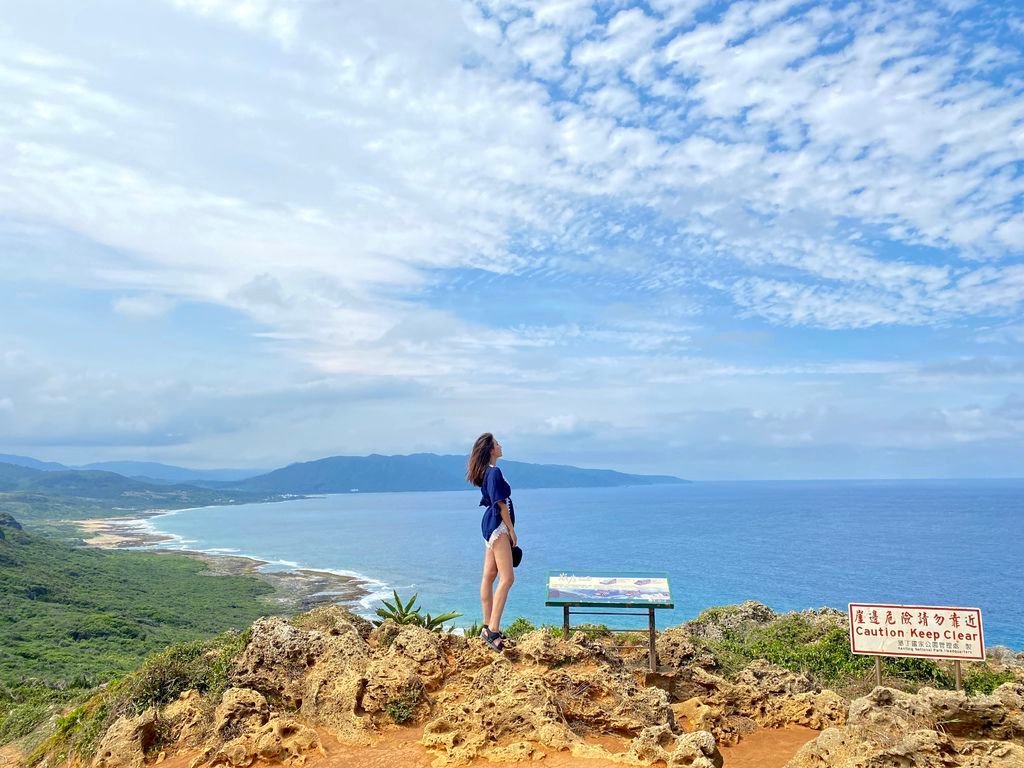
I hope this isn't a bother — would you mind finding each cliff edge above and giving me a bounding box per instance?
[23,603,1024,768]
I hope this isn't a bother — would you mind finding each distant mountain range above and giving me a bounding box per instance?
[230,454,686,494]
[0,455,267,484]
[0,452,686,497]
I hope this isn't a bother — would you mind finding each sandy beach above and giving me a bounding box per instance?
[71,512,371,614]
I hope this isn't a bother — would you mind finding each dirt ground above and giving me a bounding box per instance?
[175,723,816,768]
[302,724,819,768]
[3,722,817,768]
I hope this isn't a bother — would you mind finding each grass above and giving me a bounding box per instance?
[27,629,251,765]
[694,612,1020,696]
[0,519,277,749]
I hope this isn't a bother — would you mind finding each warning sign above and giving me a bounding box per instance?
[848,603,985,661]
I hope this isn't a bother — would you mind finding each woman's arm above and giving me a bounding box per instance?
[497,501,517,547]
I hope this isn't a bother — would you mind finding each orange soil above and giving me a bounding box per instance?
[153,723,817,768]
[315,724,818,768]
[0,719,818,768]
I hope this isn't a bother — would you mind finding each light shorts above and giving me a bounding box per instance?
[485,522,510,549]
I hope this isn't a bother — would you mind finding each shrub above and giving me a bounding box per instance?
[502,617,536,641]
[385,685,422,724]
[964,665,1017,695]
[27,629,250,765]
[572,623,613,639]
[699,613,959,690]
[116,640,211,716]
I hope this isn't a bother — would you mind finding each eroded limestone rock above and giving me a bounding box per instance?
[786,684,1024,768]
[91,708,157,768]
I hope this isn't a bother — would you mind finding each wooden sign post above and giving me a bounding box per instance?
[849,603,985,691]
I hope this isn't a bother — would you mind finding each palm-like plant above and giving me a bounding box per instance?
[422,610,462,632]
[373,591,461,633]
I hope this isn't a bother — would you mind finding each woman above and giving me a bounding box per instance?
[467,432,517,652]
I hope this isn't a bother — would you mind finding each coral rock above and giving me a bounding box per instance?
[624,725,722,768]
[91,708,158,768]
[213,688,269,740]
[788,684,1024,768]
[161,690,208,747]
[230,614,373,743]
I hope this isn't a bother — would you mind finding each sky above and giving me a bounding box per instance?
[0,0,1022,480]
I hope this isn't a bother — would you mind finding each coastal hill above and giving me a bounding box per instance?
[0,462,278,523]
[226,453,687,494]
[1,453,684,496]
[0,455,684,525]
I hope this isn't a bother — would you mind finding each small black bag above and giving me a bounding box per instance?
[511,544,523,568]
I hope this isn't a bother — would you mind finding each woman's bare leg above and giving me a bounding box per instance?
[487,535,515,632]
[480,544,498,628]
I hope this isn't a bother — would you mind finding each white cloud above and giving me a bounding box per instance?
[170,0,300,45]
[0,0,1022,472]
[112,293,177,317]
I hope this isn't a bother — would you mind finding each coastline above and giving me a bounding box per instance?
[70,510,374,615]
[62,488,1024,651]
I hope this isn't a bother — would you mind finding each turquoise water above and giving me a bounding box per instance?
[144,480,1024,649]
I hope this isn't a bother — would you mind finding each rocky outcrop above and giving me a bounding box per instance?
[624,726,721,768]
[161,690,208,747]
[847,682,1024,740]
[0,513,24,542]
[92,709,157,768]
[0,513,22,531]
[71,605,1024,768]
[202,715,324,767]
[668,662,845,745]
[685,601,778,644]
[420,630,694,766]
[229,609,372,743]
[786,683,1024,768]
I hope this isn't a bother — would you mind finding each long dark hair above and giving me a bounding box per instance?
[466,432,495,487]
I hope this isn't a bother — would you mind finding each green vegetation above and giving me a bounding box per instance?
[502,617,536,641]
[0,516,277,749]
[385,684,423,725]
[962,664,1018,695]
[695,611,1012,695]
[28,630,250,765]
[0,462,282,528]
[373,591,461,633]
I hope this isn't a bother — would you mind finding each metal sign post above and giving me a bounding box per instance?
[546,571,674,673]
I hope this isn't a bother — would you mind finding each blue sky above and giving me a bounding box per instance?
[0,0,1022,479]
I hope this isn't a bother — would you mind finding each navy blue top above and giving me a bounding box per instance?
[480,465,515,541]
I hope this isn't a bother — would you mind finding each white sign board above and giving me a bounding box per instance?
[848,603,985,661]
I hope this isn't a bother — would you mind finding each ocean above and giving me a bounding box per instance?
[142,480,1024,649]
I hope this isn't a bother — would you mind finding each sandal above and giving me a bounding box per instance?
[483,629,506,652]
[494,631,516,648]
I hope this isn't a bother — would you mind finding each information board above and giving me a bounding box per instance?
[545,572,673,608]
